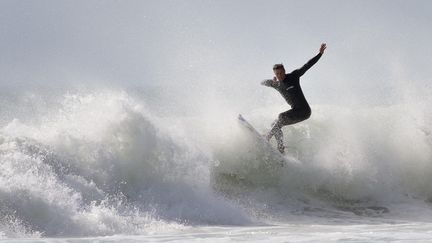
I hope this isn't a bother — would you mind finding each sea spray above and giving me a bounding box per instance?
[1,87,432,237]
[0,90,250,237]
[205,103,432,219]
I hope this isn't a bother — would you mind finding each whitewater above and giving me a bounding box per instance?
[0,85,431,242]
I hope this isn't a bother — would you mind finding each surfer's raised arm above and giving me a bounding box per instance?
[295,43,326,77]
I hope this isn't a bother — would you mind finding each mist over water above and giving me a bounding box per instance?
[0,84,431,238]
[1,0,432,240]
[0,89,253,237]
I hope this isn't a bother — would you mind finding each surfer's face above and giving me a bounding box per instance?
[273,68,286,81]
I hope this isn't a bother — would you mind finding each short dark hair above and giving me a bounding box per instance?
[273,63,284,70]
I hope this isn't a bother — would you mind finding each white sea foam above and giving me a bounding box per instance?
[0,90,250,238]
[0,88,431,239]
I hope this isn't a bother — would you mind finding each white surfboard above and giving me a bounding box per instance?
[237,114,286,166]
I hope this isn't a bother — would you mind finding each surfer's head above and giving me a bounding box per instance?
[273,64,286,81]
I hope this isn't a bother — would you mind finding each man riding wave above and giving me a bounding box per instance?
[261,43,327,153]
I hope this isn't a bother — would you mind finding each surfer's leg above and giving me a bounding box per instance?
[278,108,311,126]
[267,118,285,153]
[266,119,278,140]
[268,109,311,153]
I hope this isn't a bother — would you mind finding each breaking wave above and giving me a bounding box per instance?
[1,88,432,238]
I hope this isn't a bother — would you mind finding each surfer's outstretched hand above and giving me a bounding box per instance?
[319,43,327,54]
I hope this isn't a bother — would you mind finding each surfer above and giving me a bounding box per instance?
[261,43,326,153]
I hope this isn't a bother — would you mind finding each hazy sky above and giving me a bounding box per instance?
[1,0,431,106]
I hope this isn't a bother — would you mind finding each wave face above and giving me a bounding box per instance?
[0,90,249,238]
[210,104,432,220]
[0,88,432,238]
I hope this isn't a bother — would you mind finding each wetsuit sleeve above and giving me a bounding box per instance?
[295,53,322,77]
[261,79,274,87]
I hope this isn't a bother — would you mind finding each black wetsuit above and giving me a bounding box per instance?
[262,53,322,153]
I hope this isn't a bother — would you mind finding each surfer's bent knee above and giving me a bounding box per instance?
[278,108,311,126]
[304,109,312,120]
[299,109,311,123]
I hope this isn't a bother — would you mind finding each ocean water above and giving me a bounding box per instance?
[0,87,432,242]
